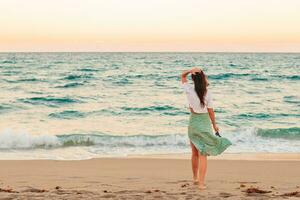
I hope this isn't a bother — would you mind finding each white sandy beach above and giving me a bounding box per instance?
[0,154,299,199]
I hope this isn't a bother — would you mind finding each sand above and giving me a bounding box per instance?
[0,155,299,199]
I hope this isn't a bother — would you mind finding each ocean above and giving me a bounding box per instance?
[0,52,299,160]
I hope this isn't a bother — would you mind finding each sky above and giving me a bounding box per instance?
[0,0,300,52]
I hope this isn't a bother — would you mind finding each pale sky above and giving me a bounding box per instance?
[0,0,300,52]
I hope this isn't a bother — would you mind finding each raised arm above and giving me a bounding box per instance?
[181,70,191,83]
[207,108,219,133]
[181,67,202,83]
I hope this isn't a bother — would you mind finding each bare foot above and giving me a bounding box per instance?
[193,179,198,185]
[199,184,207,190]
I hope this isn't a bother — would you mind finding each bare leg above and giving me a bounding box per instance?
[190,142,199,183]
[198,152,207,189]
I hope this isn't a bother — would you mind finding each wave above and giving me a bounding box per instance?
[250,77,268,81]
[208,73,300,81]
[78,68,100,72]
[17,78,42,82]
[284,96,300,104]
[18,96,82,107]
[272,75,300,80]
[55,82,85,88]
[0,130,187,150]
[52,61,65,64]
[1,60,16,64]
[62,74,93,80]
[122,105,178,112]
[120,105,189,116]
[102,76,133,85]
[0,130,60,149]
[1,70,22,76]
[47,105,189,119]
[0,104,24,114]
[0,104,13,114]
[284,75,300,80]
[256,127,300,140]
[57,133,187,147]
[49,110,86,119]
[113,78,132,85]
[235,113,300,119]
[0,127,299,151]
[208,73,252,80]
[126,74,151,79]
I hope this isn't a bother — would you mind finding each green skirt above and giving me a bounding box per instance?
[188,113,232,156]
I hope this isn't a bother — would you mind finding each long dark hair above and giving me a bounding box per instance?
[191,71,208,108]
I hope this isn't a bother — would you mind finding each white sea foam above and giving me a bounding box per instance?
[0,129,60,149]
[0,127,299,160]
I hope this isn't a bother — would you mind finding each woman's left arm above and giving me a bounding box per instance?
[207,108,219,132]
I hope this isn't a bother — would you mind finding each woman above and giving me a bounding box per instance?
[181,67,231,190]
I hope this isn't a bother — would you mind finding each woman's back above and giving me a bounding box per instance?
[182,82,213,113]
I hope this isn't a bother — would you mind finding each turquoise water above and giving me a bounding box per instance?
[0,53,299,159]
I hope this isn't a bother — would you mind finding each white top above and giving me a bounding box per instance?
[182,82,213,113]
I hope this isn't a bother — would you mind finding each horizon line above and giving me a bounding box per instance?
[0,51,299,54]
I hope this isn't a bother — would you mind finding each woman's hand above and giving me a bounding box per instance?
[213,124,219,133]
[181,67,202,83]
[190,67,202,74]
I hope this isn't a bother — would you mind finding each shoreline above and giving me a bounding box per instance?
[0,152,299,161]
[128,152,300,161]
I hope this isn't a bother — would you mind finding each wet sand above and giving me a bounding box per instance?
[0,156,299,199]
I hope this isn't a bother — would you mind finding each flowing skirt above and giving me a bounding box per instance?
[188,112,232,156]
